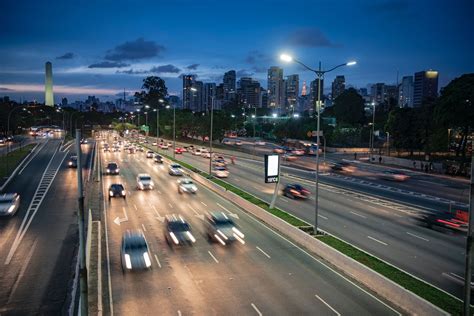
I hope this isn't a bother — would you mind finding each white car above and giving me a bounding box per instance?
[146,151,154,158]
[202,152,211,158]
[255,141,266,146]
[193,149,202,156]
[213,167,229,178]
[178,178,198,194]
[136,173,154,190]
[0,193,20,216]
[169,164,184,176]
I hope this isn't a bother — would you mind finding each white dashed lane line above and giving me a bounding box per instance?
[367,236,388,246]
[406,232,429,242]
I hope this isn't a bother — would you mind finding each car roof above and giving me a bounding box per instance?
[137,173,150,177]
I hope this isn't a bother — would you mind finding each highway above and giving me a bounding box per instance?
[139,140,470,301]
[0,136,94,315]
[100,141,400,315]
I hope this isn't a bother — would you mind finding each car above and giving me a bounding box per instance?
[137,146,145,152]
[146,151,154,158]
[167,141,173,147]
[282,153,298,161]
[169,164,184,176]
[291,149,305,156]
[416,212,467,232]
[0,138,5,146]
[202,152,212,158]
[205,212,245,245]
[105,162,120,175]
[235,141,243,146]
[153,154,163,163]
[80,138,88,144]
[159,143,169,149]
[178,178,198,194]
[121,230,152,272]
[273,147,285,154]
[67,156,78,168]
[109,183,126,200]
[152,141,157,146]
[255,141,266,146]
[331,162,356,173]
[192,149,202,156]
[128,147,135,154]
[164,215,196,246]
[175,147,184,154]
[282,184,311,199]
[212,166,229,178]
[0,193,20,216]
[212,158,227,167]
[113,146,120,152]
[103,146,110,152]
[379,170,410,181]
[136,173,154,190]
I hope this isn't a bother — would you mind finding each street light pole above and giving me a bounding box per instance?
[370,104,375,162]
[463,153,474,316]
[280,54,356,234]
[209,96,214,176]
[173,102,176,159]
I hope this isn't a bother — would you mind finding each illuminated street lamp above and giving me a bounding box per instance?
[281,53,356,234]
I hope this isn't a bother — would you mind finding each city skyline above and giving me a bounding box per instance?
[1,0,473,102]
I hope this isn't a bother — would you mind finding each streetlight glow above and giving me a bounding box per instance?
[280,54,293,62]
[272,113,277,118]
[346,61,357,66]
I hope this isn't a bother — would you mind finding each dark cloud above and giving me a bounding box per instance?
[105,37,165,61]
[0,87,14,91]
[245,50,271,64]
[236,69,254,78]
[149,64,181,73]
[186,63,200,70]
[89,61,130,68]
[116,69,147,74]
[56,52,75,60]
[285,27,338,47]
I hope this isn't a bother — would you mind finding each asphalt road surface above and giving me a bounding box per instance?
[100,143,400,315]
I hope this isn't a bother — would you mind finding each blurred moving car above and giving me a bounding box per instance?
[331,162,356,173]
[80,138,88,144]
[164,215,196,246]
[175,147,184,154]
[213,166,229,178]
[282,153,298,161]
[109,183,126,200]
[202,152,212,158]
[235,141,243,146]
[68,156,78,168]
[379,170,410,181]
[291,149,305,156]
[112,146,121,152]
[255,141,266,146]
[121,230,152,272]
[153,154,163,163]
[193,149,202,156]
[159,143,169,149]
[0,193,20,216]
[105,162,120,175]
[178,178,198,194]
[146,151,154,158]
[205,212,245,245]
[416,212,467,232]
[137,146,145,152]
[136,173,154,190]
[128,147,135,154]
[282,184,311,199]
[273,147,285,154]
[169,164,184,176]
[213,158,227,167]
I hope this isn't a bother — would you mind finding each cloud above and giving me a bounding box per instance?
[0,87,15,91]
[105,37,165,61]
[285,27,337,47]
[186,63,200,70]
[149,64,181,73]
[252,66,267,73]
[116,69,147,75]
[89,61,130,68]
[115,91,130,97]
[245,50,271,64]
[0,84,119,95]
[236,69,254,78]
[56,52,75,60]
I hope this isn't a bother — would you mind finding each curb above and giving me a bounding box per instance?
[0,143,39,192]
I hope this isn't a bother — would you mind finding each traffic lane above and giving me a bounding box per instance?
[177,152,468,297]
[104,149,398,315]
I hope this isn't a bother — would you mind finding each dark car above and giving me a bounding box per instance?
[379,170,410,181]
[153,154,163,163]
[164,215,196,247]
[416,212,467,232]
[109,183,126,200]
[121,230,152,272]
[205,212,245,246]
[105,162,120,175]
[331,162,356,173]
[282,184,311,199]
[67,156,78,168]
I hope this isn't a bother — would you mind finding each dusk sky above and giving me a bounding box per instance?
[1,0,473,103]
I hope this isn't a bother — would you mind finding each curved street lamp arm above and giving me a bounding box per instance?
[293,58,318,73]
[324,63,349,74]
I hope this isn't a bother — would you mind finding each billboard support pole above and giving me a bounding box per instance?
[269,156,281,209]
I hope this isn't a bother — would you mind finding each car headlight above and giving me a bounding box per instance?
[143,252,151,267]
[7,205,15,213]
[138,183,144,189]
[68,162,72,166]
[121,190,126,195]
[124,254,132,269]
[116,168,120,172]
[109,191,114,196]
[106,169,110,173]
[169,232,180,245]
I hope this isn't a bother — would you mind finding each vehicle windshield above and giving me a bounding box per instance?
[171,165,181,169]
[111,184,124,190]
[124,237,147,252]
[139,176,151,181]
[168,221,190,232]
[214,217,234,227]
[107,163,117,169]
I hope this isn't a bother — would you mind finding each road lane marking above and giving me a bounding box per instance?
[251,303,263,316]
[8,239,38,303]
[157,190,162,194]
[168,203,173,209]
[154,254,162,268]
[141,224,147,232]
[350,211,367,219]
[208,251,219,263]
[281,197,291,203]
[177,310,182,316]
[188,205,200,216]
[318,214,328,220]
[315,294,341,316]
[134,204,138,211]
[406,232,429,242]
[367,236,388,246]
[18,141,46,175]
[201,201,208,207]
[256,246,271,259]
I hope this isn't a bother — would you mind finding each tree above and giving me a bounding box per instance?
[134,76,168,109]
[333,88,366,127]
[385,108,421,155]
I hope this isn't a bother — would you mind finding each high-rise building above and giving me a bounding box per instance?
[285,74,299,112]
[238,77,261,108]
[203,83,217,111]
[168,95,181,109]
[61,97,68,107]
[331,75,345,100]
[45,61,54,106]
[371,83,385,105]
[359,88,368,96]
[193,81,204,112]
[310,78,324,106]
[413,70,438,107]
[182,75,196,110]
[260,88,268,108]
[223,70,236,102]
[385,85,398,104]
[267,66,285,112]
[398,76,414,108]
[301,81,308,96]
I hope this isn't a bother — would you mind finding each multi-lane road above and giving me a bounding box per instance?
[100,140,400,315]
[0,135,93,315]
[140,136,471,300]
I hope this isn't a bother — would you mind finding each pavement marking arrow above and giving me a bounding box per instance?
[113,207,129,226]
[152,205,165,222]
[217,202,239,219]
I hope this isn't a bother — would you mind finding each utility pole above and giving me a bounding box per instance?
[75,130,88,315]
[209,96,214,176]
[463,153,474,316]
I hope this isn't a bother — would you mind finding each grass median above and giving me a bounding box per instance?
[0,144,36,179]
[140,141,461,314]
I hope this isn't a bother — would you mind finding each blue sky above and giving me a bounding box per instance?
[0,0,473,102]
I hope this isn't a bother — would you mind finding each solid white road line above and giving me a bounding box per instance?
[201,201,208,207]
[168,203,173,209]
[256,246,271,259]
[188,205,201,216]
[367,236,388,246]
[406,232,429,242]
[350,211,367,219]
[251,303,263,316]
[18,141,46,175]
[8,239,38,303]
[134,204,138,211]
[315,294,341,316]
[318,214,328,220]
[208,251,219,263]
[141,224,147,232]
[154,254,162,268]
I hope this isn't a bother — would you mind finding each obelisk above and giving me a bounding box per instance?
[45,61,54,106]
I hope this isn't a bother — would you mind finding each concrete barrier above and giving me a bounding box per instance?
[191,173,447,316]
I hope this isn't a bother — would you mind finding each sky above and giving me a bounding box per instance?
[0,0,473,103]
